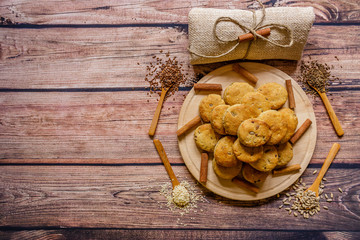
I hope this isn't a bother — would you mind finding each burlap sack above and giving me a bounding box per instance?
[188,7,315,65]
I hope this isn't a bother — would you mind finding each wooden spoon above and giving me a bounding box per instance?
[307,80,344,137]
[306,143,340,196]
[148,87,170,137]
[153,139,180,189]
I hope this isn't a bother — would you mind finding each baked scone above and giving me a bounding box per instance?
[212,158,242,180]
[210,104,230,135]
[199,94,225,122]
[257,82,288,110]
[223,104,260,135]
[242,163,269,184]
[240,92,271,113]
[276,142,294,167]
[223,82,254,105]
[249,145,279,172]
[257,110,287,145]
[194,124,220,152]
[214,136,238,167]
[237,118,272,147]
[279,108,298,144]
[233,138,263,163]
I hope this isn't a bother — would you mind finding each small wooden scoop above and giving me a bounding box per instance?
[306,143,340,196]
[149,87,170,137]
[153,139,180,189]
[307,80,344,137]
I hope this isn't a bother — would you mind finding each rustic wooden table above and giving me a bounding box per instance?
[1,1,359,239]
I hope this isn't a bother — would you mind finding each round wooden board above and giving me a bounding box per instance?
[178,62,317,201]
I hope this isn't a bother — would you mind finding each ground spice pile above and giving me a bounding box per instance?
[142,51,197,101]
[298,59,340,96]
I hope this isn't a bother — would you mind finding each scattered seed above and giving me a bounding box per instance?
[323,206,329,210]
[313,170,318,175]
[279,205,283,209]
[323,177,327,181]
[331,193,333,198]
[338,188,343,193]
[325,194,329,199]
[294,212,298,217]
[326,199,333,202]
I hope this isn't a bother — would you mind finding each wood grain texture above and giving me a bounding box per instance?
[0,25,359,89]
[0,91,358,163]
[0,165,359,229]
[0,0,359,25]
[1,229,359,240]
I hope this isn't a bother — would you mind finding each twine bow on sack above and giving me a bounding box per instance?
[188,0,294,59]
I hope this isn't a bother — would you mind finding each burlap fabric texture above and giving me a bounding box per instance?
[188,7,315,65]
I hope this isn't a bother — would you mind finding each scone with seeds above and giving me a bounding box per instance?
[279,108,298,143]
[223,82,254,105]
[223,104,260,135]
[214,136,238,167]
[257,110,287,145]
[210,104,229,135]
[241,92,271,113]
[212,158,242,180]
[276,142,294,167]
[257,82,288,110]
[194,124,220,152]
[233,138,263,163]
[242,163,269,184]
[237,118,272,147]
[249,145,278,172]
[199,94,225,122]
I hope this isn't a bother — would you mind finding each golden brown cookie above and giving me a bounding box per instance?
[276,142,294,167]
[223,104,260,136]
[249,145,278,172]
[240,92,271,113]
[279,108,298,144]
[199,94,225,122]
[194,124,220,152]
[237,118,272,147]
[242,163,269,184]
[212,158,242,180]
[210,104,229,135]
[257,82,288,110]
[257,110,287,145]
[233,138,263,163]
[223,82,255,105]
[214,136,238,167]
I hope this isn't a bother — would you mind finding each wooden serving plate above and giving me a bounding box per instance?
[178,62,317,201]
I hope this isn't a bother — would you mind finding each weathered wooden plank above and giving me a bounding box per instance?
[0,229,359,240]
[0,25,359,89]
[0,0,359,25]
[0,165,359,229]
[0,90,358,163]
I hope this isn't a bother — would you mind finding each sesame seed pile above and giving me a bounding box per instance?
[159,181,205,216]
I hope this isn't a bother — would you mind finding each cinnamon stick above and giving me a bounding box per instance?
[273,164,301,175]
[199,152,209,183]
[194,83,222,92]
[286,79,296,109]
[232,63,258,85]
[238,28,271,42]
[290,119,312,145]
[176,115,202,137]
[232,178,259,193]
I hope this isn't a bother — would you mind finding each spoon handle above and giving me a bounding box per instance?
[313,143,341,189]
[319,92,344,137]
[149,88,167,137]
[153,139,180,188]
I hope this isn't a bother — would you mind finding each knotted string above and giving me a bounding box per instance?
[188,0,294,59]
